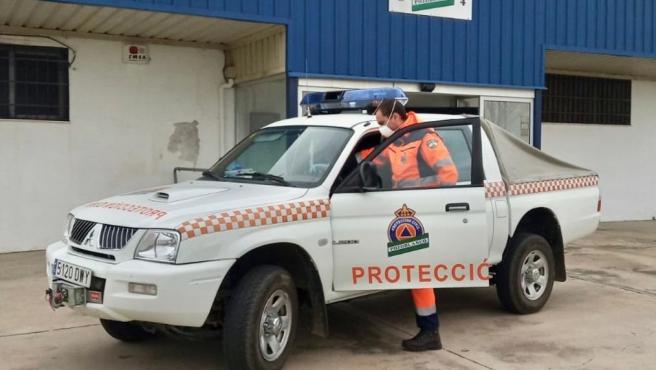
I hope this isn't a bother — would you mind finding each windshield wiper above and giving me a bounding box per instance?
[232,172,289,186]
[201,170,223,181]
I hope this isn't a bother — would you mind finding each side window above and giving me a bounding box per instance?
[332,131,382,190]
[436,127,472,184]
[369,124,472,190]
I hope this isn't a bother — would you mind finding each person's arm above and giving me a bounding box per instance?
[355,147,375,163]
[419,131,458,186]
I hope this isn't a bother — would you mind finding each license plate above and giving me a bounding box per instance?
[52,259,93,288]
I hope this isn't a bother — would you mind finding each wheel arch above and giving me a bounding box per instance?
[510,207,566,282]
[215,242,329,337]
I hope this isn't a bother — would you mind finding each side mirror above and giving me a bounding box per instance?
[359,161,382,191]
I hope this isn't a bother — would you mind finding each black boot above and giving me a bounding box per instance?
[401,329,442,352]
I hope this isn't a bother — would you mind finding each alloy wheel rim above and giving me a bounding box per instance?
[519,250,549,301]
[258,289,292,362]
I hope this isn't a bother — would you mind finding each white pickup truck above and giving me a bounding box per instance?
[45,88,600,370]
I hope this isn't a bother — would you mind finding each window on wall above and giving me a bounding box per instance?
[542,74,631,125]
[0,44,69,121]
[483,99,532,143]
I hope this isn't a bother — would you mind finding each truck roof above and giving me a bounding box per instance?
[266,113,470,130]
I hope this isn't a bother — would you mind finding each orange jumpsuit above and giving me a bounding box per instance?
[361,112,458,331]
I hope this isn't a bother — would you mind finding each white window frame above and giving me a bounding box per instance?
[479,96,534,145]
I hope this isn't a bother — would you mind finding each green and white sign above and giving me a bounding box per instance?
[387,234,430,257]
[389,0,472,20]
[412,0,454,11]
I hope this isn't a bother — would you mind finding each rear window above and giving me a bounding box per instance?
[437,127,472,184]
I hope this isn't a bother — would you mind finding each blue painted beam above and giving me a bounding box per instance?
[50,0,656,90]
[47,0,290,24]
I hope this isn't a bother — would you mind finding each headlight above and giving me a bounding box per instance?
[63,214,75,242]
[135,230,180,263]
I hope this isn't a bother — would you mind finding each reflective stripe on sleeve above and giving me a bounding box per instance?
[430,158,455,171]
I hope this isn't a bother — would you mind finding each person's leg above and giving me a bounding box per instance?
[402,288,442,351]
[412,288,438,330]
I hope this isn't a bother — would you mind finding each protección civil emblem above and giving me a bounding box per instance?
[387,204,430,257]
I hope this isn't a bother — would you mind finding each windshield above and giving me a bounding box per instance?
[204,126,353,187]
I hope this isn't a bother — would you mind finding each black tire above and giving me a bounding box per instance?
[223,265,298,370]
[99,319,155,342]
[496,233,555,314]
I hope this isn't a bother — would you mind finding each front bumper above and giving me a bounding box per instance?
[45,241,235,327]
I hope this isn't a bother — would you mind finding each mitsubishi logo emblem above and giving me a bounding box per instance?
[83,228,97,248]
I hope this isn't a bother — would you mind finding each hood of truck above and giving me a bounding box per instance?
[71,181,309,229]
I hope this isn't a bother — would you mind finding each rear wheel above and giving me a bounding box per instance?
[496,233,555,314]
[223,265,298,370]
[100,319,155,342]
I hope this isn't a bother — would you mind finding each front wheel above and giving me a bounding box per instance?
[496,233,555,314]
[223,265,298,370]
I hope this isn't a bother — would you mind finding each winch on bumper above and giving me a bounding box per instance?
[45,241,235,327]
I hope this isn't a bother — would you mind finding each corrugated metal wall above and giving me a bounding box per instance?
[288,0,656,89]
[51,0,656,89]
[226,26,286,83]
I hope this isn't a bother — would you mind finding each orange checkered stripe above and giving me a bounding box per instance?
[177,199,330,240]
[485,181,507,198]
[509,175,599,196]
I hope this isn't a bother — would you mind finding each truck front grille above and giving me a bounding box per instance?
[99,224,138,250]
[70,219,138,250]
[70,219,96,245]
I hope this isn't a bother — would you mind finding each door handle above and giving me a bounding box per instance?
[446,203,470,212]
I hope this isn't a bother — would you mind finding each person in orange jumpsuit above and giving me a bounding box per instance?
[360,99,458,351]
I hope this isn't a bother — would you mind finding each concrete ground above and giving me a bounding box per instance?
[1,221,655,370]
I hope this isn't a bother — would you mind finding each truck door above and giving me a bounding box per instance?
[330,119,491,291]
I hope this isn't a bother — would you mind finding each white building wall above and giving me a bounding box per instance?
[542,80,656,221]
[0,37,225,252]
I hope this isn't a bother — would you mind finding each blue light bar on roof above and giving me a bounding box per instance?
[300,87,408,115]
